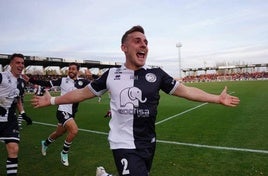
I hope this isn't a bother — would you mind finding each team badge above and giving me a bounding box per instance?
[145,73,156,83]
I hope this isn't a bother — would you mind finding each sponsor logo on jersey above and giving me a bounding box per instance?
[118,87,150,117]
[120,87,147,107]
[118,108,150,118]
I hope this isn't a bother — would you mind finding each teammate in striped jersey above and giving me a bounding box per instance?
[0,53,26,176]
[25,63,90,166]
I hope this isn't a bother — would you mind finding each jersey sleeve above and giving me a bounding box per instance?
[50,78,62,87]
[159,68,179,94]
[74,78,90,89]
[17,78,25,96]
[29,77,53,87]
[82,79,91,87]
[87,70,109,96]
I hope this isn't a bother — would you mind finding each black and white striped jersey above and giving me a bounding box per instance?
[88,65,179,149]
[0,70,23,122]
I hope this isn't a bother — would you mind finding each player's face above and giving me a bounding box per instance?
[68,65,79,79]
[10,57,24,78]
[121,31,148,70]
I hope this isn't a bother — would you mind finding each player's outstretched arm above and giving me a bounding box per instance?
[32,86,95,108]
[173,84,240,107]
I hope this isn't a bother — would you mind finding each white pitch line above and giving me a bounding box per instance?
[155,102,208,125]
[156,91,236,125]
[153,92,268,154]
[32,121,268,155]
[33,121,108,135]
[157,139,268,154]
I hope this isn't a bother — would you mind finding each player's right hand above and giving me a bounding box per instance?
[31,90,52,108]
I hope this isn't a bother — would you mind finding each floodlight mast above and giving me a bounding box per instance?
[176,42,182,79]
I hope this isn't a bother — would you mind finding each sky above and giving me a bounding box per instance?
[0,0,268,77]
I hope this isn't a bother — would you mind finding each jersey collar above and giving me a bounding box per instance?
[121,64,151,71]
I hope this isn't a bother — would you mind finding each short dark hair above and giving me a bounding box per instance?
[121,25,145,44]
[69,62,80,70]
[10,53,24,63]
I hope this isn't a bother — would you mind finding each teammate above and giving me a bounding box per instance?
[32,26,240,175]
[4,65,33,128]
[26,63,90,166]
[0,53,26,175]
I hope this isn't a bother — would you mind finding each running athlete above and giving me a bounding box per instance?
[0,53,26,175]
[32,26,240,175]
[25,62,90,166]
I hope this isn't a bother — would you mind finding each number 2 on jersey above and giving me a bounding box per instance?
[121,158,130,175]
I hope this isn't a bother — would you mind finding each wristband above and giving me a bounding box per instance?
[20,110,25,114]
[50,97,56,105]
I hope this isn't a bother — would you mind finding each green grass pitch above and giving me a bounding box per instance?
[1,80,268,175]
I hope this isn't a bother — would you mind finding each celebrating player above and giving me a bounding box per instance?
[25,63,90,166]
[32,26,240,176]
[0,53,26,175]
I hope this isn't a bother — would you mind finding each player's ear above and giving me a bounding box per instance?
[121,44,127,52]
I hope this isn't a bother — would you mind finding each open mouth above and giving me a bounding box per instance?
[17,68,23,73]
[69,72,76,78]
[137,51,146,58]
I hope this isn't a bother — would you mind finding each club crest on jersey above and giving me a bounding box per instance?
[145,73,156,83]
[78,80,83,86]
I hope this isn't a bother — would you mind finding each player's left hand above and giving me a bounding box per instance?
[219,86,240,107]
